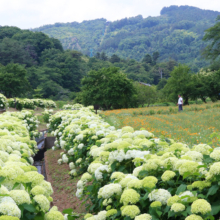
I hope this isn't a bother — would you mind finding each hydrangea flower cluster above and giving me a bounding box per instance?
[0,113,63,218]
[5,110,41,140]
[0,93,8,109]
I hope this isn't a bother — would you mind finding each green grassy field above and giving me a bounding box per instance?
[102,102,220,148]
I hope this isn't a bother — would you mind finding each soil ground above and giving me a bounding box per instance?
[44,149,87,216]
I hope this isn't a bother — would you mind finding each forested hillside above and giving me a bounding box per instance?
[33,5,220,70]
[0,26,178,100]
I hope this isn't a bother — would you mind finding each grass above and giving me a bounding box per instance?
[101,101,220,148]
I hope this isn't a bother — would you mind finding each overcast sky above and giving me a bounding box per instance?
[0,0,220,29]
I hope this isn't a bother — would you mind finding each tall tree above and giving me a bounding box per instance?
[81,67,135,109]
[109,54,120,63]
[0,63,30,97]
[100,52,108,61]
[152,51,160,64]
[163,64,194,105]
[142,54,152,64]
[134,82,157,107]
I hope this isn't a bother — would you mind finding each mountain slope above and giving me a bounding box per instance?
[32,5,220,69]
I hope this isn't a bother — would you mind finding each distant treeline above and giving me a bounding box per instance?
[33,5,220,71]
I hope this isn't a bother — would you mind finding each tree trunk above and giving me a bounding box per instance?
[201,97,206,103]
[184,97,189,105]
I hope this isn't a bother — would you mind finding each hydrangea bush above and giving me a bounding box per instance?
[8,98,56,110]
[49,105,220,220]
[62,104,84,110]
[0,94,8,109]
[8,98,35,110]
[42,109,54,123]
[0,114,64,219]
[32,99,56,108]
[5,110,41,140]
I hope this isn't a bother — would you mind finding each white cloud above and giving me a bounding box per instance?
[0,0,219,29]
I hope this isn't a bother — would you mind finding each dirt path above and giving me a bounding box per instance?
[44,149,87,214]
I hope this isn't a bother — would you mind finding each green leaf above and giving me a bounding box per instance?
[164,205,170,213]
[168,210,175,218]
[186,206,191,215]
[118,165,126,172]
[0,177,6,184]
[211,201,220,215]
[156,210,162,217]
[182,210,188,217]
[18,205,24,218]
[34,216,43,220]
[111,161,117,172]
[13,182,20,190]
[207,185,219,197]
[63,208,74,215]
[24,213,35,220]
[198,194,206,199]
[68,215,80,220]
[183,172,191,179]
[176,184,187,195]
[143,192,149,200]
[22,203,36,212]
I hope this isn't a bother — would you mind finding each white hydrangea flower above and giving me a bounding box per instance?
[98,183,122,199]
[62,154,68,163]
[0,202,21,218]
[148,189,171,205]
[78,143,84,149]
[95,165,110,181]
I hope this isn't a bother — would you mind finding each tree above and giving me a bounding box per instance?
[109,54,120,63]
[203,16,220,60]
[100,52,108,61]
[0,38,35,66]
[157,78,167,90]
[163,64,194,105]
[0,63,30,97]
[134,82,157,107]
[152,51,160,64]
[33,87,43,98]
[142,54,152,64]
[196,70,220,101]
[81,67,135,109]
[95,52,100,59]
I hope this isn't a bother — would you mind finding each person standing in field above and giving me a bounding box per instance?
[177,95,183,112]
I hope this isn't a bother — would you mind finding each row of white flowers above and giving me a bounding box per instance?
[0,112,65,219]
[8,98,56,110]
[49,106,220,220]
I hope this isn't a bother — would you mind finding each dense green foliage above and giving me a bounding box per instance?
[0,26,178,100]
[0,26,86,99]
[33,5,220,70]
[163,65,220,104]
[81,67,136,109]
[134,82,157,107]
[0,63,30,97]
[203,15,220,60]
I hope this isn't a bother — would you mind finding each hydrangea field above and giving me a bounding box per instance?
[0,112,65,219]
[49,104,220,220]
